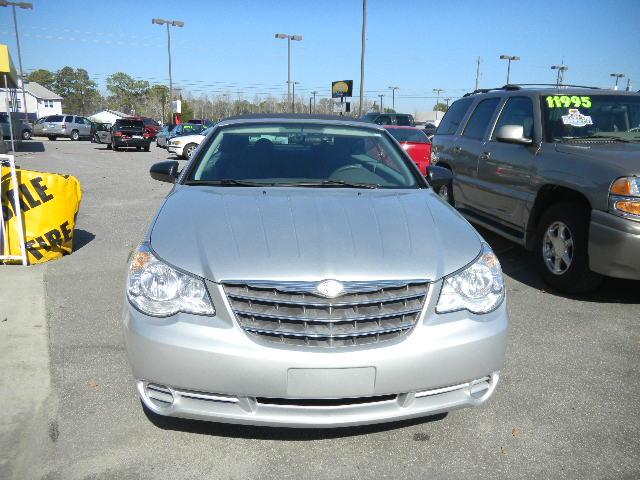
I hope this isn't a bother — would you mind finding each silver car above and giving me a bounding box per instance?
[32,114,92,140]
[123,116,508,428]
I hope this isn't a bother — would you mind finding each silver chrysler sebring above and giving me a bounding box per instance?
[123,115,508,428]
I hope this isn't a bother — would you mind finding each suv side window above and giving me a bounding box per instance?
[462,98,500,140]
[395,115,411,126]
[491,96,534,140]
[437,98,473,135]
[374,115,392,125]
[65,115,74,123]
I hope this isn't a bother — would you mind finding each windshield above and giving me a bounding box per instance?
[387,128,428,143]
[179,124,204,135]
[542,94,640,142]
[188,124,420,189]
[116,120,143,128]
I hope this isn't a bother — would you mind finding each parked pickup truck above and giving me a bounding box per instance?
[111,119,151,151]
[431,86,640,293]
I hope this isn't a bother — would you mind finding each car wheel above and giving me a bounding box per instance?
[70,130,79,141]
[536,203,602,293]
[22,129,32,141]
[48,136,56,141]
[136,146,142,151]
[183,143,197,159]
[113,144,119,151]
[144,145,150,152]
[106,143,112,150]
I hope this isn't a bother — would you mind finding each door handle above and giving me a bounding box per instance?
[479,151,491,160]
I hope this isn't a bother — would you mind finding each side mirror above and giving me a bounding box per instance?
[495,125,533,145]
[427,165,453,190]
[150,161,180,183]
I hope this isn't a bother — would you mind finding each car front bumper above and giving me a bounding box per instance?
[589,210,640,280]
[167,144,185,156]
[123,281,508,428]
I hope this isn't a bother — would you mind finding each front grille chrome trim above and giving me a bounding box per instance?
[222,279,430,347]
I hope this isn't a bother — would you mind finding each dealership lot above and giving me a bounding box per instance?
[3,139,640,479]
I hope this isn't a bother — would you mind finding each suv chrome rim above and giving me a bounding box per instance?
[542,221,574,275]
[438,185,449,201]
[186,145,196,158]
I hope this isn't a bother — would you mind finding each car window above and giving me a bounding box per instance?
[374,115,392,125]
[47,115,64,123]
[492,96,535,140]
[189,124,420,189]
[387,128,428,143]
[462,98,500,140]
[116,120,144,128]
[65,116,74,123]
[436,98,473,135]
[395,115,412,126]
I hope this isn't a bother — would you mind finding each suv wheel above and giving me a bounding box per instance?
[22,129,32,140]
[536,203,602,293]
[437,183,453,205]
[70,130,79,141]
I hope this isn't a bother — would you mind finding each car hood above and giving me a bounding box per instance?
[150,187,482,283]
[554,142,640,175]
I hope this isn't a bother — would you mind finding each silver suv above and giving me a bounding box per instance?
[431,85,640,292]
[33,114,92,140]
[123,115,508,428]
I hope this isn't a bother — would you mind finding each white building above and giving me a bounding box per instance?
[0,80,62,119]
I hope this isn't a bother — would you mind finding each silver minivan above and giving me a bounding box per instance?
[124,116,508,428]
[33,114,92,140]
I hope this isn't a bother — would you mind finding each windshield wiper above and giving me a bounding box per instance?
[562,135,631,143]
[276,180,381,189]
[184,179,275,187]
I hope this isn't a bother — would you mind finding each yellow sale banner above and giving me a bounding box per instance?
[1,167,82,264]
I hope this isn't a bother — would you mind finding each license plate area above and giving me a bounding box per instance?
[287,367,376,398]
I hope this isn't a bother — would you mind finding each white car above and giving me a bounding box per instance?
[167,127,212,159]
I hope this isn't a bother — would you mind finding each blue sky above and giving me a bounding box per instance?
[1,0,638,113]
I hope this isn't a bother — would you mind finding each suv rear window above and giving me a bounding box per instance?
[387,128,428,143]
[463,98,500,140]
[46,115,64,123]
[395,115,413,126]
[437,98,473,135]
[115,119,144,128]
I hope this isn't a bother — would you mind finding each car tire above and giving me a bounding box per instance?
[22,129,32,141]
[136,146,141,151]
[113,144,119,151]
[106,143,112,150]
[183,143,197,159]
[48,136,56,141]
[535,203,602,293]
[70,130,79,141]
[144,145,150,152]
[436,182,454,205]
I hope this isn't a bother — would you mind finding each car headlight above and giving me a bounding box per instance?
[127,243,215,317]
[609,177,640,219]
[436,243,504,314]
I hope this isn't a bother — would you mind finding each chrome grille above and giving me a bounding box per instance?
[223,280,429,347]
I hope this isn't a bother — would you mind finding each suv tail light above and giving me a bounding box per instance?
[62,123,67,130]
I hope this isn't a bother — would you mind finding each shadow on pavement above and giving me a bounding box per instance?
[477,226,640,304]
[142,403,447,440]
[11,141,46,153]
[73,229,96,252]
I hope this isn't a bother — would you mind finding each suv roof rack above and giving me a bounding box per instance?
[463,83,601,97]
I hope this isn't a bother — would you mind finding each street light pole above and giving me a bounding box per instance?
[311,90,317,113]
[433,88,443,120]
[499,54,520,84]
[388,86,399,111]
[610,73,625,90]
[1,1,33,129]
[153,18,184,123]
[551,64,568,86]
[275,33,302,112]
[358,0,367,116]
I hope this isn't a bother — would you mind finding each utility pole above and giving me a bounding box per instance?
[388,86,399,111]
[610,73,625,90]
[475,56,481,90]
[378,94,384,112]
[444,98,451,109]
[311,90,318,113]
[433,88,444,120]
[626,78,632,92]
[309,97,312,114]
[291,81,300,113]
[358,0,367,116]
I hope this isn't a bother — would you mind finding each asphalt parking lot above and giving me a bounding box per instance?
[3,138,640,479]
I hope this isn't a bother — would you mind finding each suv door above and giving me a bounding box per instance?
[78,117,92,137]
[475,96,538,229]
[454,97,501,210]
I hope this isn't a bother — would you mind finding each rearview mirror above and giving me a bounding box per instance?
[427,165,453,190]
[150,161,180,183]
[495,125,533,145]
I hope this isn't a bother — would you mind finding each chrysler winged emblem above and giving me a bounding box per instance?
[315,279,344,298]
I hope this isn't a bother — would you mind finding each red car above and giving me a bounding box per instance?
[126,117,160,139]
[385,126,431,175]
